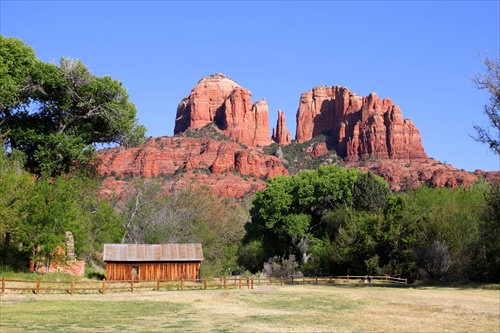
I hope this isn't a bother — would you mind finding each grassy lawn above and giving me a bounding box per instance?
[1,284,498,332]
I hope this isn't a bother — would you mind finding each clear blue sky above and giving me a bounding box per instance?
[1,1,499,172]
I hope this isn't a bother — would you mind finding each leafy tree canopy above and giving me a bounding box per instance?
[0,36,146,176]
[246,165,389,266]
[353,171,392,212]
[0,147,34,237]
[8,173,122,272]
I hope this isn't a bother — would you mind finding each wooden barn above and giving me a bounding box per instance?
[103,244,203,281]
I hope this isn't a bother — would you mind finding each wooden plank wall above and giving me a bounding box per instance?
[105,262,201,281]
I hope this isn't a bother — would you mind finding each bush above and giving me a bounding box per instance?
[263,255,299,278]
[418,240,451,281]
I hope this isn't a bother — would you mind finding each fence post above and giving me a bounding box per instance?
[246,277,250,289]
[269,277,272,285]
[385,275,388,283]
[315,277,318,285]
[405,278,407,285]
[239,277,242,289]
[280,277,283,285]
[251,277,254,289]
[36,278,40,295]
[1,276,5,296]
[223,277,226,290]
[70,278,74,295]
[102,279,106,294]
[204,278,207,290]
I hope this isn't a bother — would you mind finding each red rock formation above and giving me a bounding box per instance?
[97,76,498,200]
[175,73,271,147]
[295,86,427,162]
[97,136,288,199]
[272,110,292,145]
[344,157,491,192]
[310,142,329,158]
[175,73,239,133]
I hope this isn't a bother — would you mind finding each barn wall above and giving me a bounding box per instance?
[105,261,201,281]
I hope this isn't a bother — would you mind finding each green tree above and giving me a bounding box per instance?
[320,207,364,274]
[478,183,500,281]
[61,176,123,260]
[245,165,362,269]
[402,184,487,281]
[9,174,121,272]
[0,36,146,176]
[377,195,419,280]
[16,179,71,273]
[0,147,33,236]
[0,147,34,270]
[0,36,37,111]
[353,171,392,212]
[471,54,500,155]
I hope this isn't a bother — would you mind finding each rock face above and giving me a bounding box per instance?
[272,110,292,145]
[97,136,288,199]
[345,158,483,192]
[295,86,427,162]
[96,76,498,200]
[175,73,272,147]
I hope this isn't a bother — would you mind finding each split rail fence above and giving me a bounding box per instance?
[1,275,407,296]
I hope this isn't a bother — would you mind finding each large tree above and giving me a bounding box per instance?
[478,183,500,281]
[353,171,392,212]
[471,54,500,155]
[0,147,33,237]
[0,36,146,176]
[245,165,365,267]
[12,174,122,272]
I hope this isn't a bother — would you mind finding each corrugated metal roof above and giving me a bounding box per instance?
[103,244,204,262]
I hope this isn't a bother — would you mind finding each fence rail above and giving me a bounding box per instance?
[1,275,407,296]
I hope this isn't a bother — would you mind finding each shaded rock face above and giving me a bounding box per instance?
[295,86,427,162]
[272,110,292,145]
[97,136,288,199]
[175,73,271,147]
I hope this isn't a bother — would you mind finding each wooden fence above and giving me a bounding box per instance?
[0,275,407,296]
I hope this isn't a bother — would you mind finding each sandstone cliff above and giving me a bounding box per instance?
[97,75,498,200]
[295,86,427,162]
[97,134,288,199]
[175,73,272,147]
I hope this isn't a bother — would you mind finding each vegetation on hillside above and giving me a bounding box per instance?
[173,122,234,143]
[263,134,343,175]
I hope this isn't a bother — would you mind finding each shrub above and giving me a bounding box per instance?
[418,240,451,281]
[263,255,299,278]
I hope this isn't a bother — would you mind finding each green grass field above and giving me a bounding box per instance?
[1,284,498,332]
